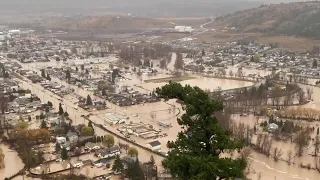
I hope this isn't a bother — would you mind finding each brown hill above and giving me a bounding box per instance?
[15,15,175,32]
[213,1,320,38]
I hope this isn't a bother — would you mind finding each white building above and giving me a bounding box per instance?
[56,137,67,144]
[174,26,193,33]
[147,140,161,151]
[8,29,21,35]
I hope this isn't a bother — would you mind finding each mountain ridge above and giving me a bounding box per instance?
[214,1,320,38]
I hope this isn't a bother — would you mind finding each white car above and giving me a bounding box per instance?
[103,124,108,129]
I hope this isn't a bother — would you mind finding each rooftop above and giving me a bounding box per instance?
[149,140,161,147]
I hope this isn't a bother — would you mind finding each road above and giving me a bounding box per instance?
[169,18,215,43]
[14,61,166,169]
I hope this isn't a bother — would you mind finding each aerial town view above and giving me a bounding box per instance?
[2,0,320,180]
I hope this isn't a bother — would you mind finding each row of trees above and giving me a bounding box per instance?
[222,82,304,115]
[119,44,172,67]
[278,107,320,121]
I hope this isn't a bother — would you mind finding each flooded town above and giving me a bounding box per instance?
[1,1,320,180]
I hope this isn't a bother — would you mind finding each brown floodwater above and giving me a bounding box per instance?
[8,58,320,179]
[0,144,24,179]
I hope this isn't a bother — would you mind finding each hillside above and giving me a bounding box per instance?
[213,1,320,38]
[12,15,176,32]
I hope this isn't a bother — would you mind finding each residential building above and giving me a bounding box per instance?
[147,140,161,151]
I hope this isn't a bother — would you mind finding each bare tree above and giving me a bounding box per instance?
[295,129,309,157]
[257,172,262,180]
[174,52,183,70]
[272,147,283,161]
[306,87,313,101]
[287,150,293,165]
[241,147,253,175]
[314,136,320,157]
[85,167,90,177]
[297,89,306,105]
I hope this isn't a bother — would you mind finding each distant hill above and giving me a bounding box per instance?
[214,1,320,38]
[10,15,175,32]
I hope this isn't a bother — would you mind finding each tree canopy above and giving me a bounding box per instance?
[155,82,246,180]
[128,147,139,157]
[103,134,115,148]
[81,126,94,136]
[86,95,93,106]
[112,155,124,173]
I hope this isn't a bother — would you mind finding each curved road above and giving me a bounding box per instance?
[169,18,215,43]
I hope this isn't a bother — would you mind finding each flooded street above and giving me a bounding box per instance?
[0,144,24,179]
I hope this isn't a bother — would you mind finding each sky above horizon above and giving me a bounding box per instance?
[0,0,309,18]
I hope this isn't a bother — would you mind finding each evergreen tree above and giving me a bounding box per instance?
[155,83,246,179]
[317,127,319,135]
[201,49,205,56]
[81,65,85,71]
[61,147,68,160]
[127,158,145,180]
[101,88,107,96]
[47,101,53,107]
[55,143,61,152]
[75,67,79,72]
[86,95,93,105]
[58,103,64,115]
[45,106,50,113]
[41,120,47,129]
[66,69,71,83]
[112,155,124,173]
[46,73,51,81]
[40,113,45,120]
[64,111,69,117]
[88,121,95,134]
[41,69,46,78]
[313,59,318,68]
[174,52,183,70]
[111,69,119,83]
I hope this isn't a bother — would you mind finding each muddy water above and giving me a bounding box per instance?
[247,151,318,180]
[15,59,320,178]
[0,144,24,179]
[139,75,253,92]
[233,114,320,180]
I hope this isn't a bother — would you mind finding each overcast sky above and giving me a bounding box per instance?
[0,0,305,17]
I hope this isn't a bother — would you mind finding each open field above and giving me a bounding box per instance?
[187,30,320,52]
[252,35,320,52]
[156,17,211,27]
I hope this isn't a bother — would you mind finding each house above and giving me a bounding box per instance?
[122,155,137,164]
[66,131,78,143]
[147,140,161,151]
[85,142,100,151]
[268,123,279,132]
[60,142,70,151]
[56,136,66,144]
[95,146,121,158]
[82,159,92,166]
